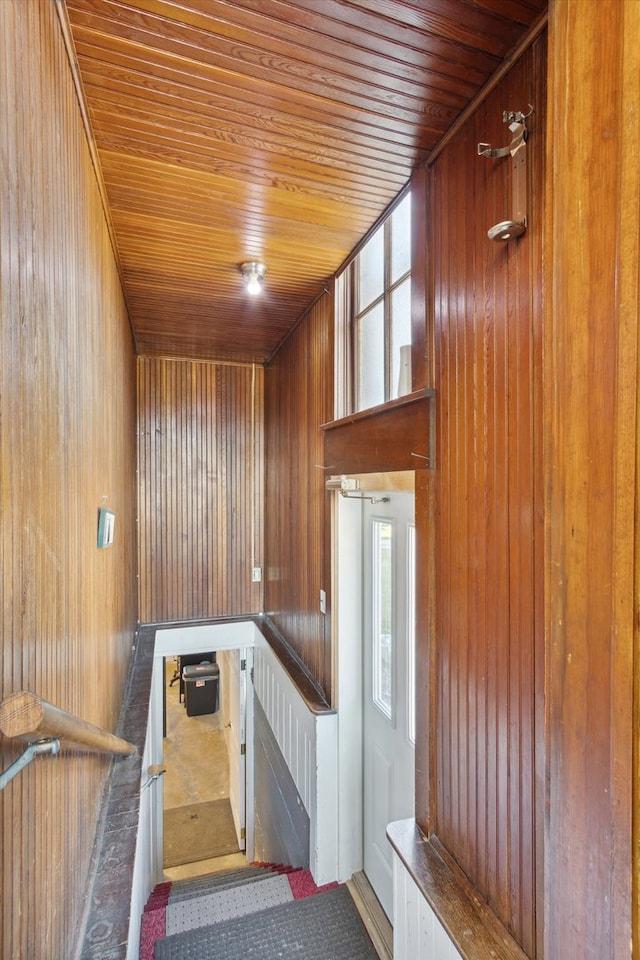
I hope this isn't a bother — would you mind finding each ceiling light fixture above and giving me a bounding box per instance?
[240,261,267,295]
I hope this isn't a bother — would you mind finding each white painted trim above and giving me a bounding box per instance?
[154,619,262,657]
[334,494,365,883]
[392,852,463,960]
[126,695,159,960]
[130,617,341,955]
[252,629,338,886]
[150,620,260,874]
[334,488,416,903]
[152,620,338,886]
[149,655,167,886]
[244,647,255,859]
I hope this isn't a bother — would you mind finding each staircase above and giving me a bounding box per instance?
[140,863,383,960]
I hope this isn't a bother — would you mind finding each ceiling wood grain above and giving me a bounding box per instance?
[63,0,546,362]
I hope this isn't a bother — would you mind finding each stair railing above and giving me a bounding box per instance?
[0,690,136,792]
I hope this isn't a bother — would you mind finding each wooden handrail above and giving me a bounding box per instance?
[0,691,136,757]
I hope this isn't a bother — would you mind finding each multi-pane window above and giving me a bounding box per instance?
[352,191,412,412]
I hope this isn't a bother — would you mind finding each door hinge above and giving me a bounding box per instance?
[241,743,246,756]
[241,827,246,840]
[241,658,247,671]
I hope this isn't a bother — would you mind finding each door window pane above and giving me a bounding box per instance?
[372,519,393,720]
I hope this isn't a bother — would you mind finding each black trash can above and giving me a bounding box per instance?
[177,652,216,703]
[182,662,219,717]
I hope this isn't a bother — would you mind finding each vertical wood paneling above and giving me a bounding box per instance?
[137,357,264,623]
[430,36,546,956]
[264,295,334,702]
[0,2,137,957]
[545,3,639,958]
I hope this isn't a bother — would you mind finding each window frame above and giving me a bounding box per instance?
[344,190,412,414]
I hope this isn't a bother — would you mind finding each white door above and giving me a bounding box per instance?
[363,492,415,919]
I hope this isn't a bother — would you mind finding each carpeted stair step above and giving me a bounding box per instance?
[140,864,342,960]
[144,883,171,913]
[168,865,269,891]
[154,885,378,960]
[166,866,276,903]
[165,872,294,934]
[250,860,300,873]
[141,867,281,959]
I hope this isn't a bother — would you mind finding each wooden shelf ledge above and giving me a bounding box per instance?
[387,819,528,960]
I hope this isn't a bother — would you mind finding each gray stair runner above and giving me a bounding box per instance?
[167,866,274,903]
[155,884,378,960]
[165,872,293,934]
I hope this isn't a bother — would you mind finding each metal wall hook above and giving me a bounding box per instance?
[503,104,534,124]
[477,117,529,158]
[478,106,533,242]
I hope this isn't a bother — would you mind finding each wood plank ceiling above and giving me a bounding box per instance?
[63,0,546,364]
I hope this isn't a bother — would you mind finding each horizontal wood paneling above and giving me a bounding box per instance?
[264,294,334,701]
[544,3,639,958]
[137,357,264,622]
[430,35,546,956]
[0,2,138,957]
[62,0,546,363]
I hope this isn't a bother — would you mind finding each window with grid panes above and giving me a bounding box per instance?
[343,191,411,413]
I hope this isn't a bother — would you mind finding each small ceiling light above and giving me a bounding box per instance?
[240,261,267,295]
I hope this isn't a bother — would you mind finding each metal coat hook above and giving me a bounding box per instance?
[503,104,534,124]
[477,104,533,158]
[478,105,533,241]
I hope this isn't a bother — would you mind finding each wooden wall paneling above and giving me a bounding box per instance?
[264,294,334,702]
[0,2,138,957]
[430,35,546,956]
[137,358,264,624]
[322,392,434,475]
[414,142,439,840]
[545,2,640,958]
[414,466,436,832]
